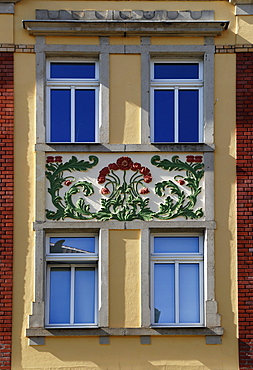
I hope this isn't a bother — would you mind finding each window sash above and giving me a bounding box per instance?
[151,86,203,143]
[46,264,98,327]
[47,86,99,143]
[151,234,204,327]
[150,60,203,144]
[46,60,99,143]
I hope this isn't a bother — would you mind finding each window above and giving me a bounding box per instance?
[45,235,98,327]
[151,234,204,327]
[150,61,203,143]
[46,60,99,143]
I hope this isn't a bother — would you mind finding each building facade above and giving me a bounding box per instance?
[0,0,252,368]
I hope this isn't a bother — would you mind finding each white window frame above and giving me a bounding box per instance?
[45,233,99,328]
[150,60,204,144]
[46,59,100,143]
[150,233,204,327]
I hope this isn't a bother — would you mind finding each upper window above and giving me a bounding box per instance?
[46,60,99,143]
[45,235,98,328]
[150,60,203,143]
[151,234,204,327]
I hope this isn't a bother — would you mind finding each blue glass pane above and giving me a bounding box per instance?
[179,90,199,142]
[49,268,70,324]
[50,63,95,79]
[50,89,71,142]
[154,90,174,142]
[179,264,200,323]
[75,90,96,142]
[74,268,95,323]
[154,63,199,80]
[154,264,175,323]
[154,237,199,254]
[50,237,96,254]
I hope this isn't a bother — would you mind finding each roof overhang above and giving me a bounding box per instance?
[23,19,229,37]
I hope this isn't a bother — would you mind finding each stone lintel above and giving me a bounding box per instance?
[23,20,229,38]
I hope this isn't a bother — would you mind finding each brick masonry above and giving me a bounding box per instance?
[237,52,253,369]
[0,52,14,369]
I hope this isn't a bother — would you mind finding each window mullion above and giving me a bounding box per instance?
[71,87,75,143]
[175,261,179,324]
[174,87,179,142]
[70,265,75,324]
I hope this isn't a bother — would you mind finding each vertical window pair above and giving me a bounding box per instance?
[46,59,203,144]
[46,234,203,328]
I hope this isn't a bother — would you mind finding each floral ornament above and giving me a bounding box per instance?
[46,156,62,163]
[151,155,204,220]
[96,156,154,221]
[45,155,99,220]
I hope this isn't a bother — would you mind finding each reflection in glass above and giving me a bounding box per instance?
[74,268,95,323]
[179,90,199,142]
[49,267,70,324]
[154,237,199,254]
[50,89,71,142]
[75,90,95,142]
[154,63,199,80]
[154,90,174,142]
[154,264,175,323]
[50,237,95,254]
[50,63,96,79]
[179,264,200,323]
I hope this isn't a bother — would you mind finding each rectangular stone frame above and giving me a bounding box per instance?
[28,33,222,344]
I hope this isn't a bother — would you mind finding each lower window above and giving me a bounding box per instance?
[45,235,98,327]
[151,234,204,327]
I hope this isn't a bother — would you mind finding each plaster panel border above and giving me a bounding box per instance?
[33,220,217,231]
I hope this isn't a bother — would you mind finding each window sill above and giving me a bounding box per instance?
[36,143,215,153]
[26,326,223,338]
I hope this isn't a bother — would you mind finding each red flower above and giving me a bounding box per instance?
[108,163,119,171]
[97,176,106,184]
[116,156,133,170]
[101,187,110,195]
[144,175,152,183]
[177,179,185,185]
[140,167,150,176]
[64,180,72,186]
[139,187,150,194]
[46,156,54,163]
[195,156,203,163]
[131,162,142,171]
[55,156,62,163]
[186,155,195,163]
[99,167,110,176]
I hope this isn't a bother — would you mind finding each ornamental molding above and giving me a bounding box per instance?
[23,9,229,37]
[45,154,204,222]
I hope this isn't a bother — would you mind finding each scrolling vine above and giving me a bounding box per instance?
[45,154,204,221]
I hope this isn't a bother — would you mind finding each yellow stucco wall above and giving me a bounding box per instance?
[109,54,141,144]
[11,0,241,369]
[0,14,13,43]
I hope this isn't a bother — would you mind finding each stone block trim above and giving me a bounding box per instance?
[0,44,35,53]
[215,44,253,53]
[0,52,14,369]
[237,52,253,369]
[36,9,215,21]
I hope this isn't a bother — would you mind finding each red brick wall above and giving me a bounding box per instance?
[237,52,253,369]
[0,52,14,369]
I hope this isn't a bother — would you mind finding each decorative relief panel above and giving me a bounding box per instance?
[45,153,204,222]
